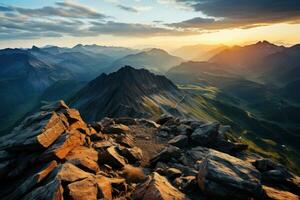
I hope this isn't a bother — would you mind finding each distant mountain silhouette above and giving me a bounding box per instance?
[210,41,286,70]
[106,48,184,73]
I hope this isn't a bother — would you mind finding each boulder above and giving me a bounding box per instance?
[165,168,182,179]
[156,114,174,125]
[41,129,85,161]
[253,158,300,194]
[150,146,182,166]
[190,122,219,146]
[168,135,188,148]
[138,119,160,128]
[67,157,100,173]
[57,163,92,182]
[133,172,188,200]
[104,124,130,134]
[66,146,98,162]
[95,175,113,200]
[263,185,299,200]
[99,146,127,169]
[0,111,67,151]
[197,148,263,199]
[118,146,143,163]
[68,177,98,200]
[115,134,135,148]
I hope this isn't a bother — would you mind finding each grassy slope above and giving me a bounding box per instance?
[178,84,300,173]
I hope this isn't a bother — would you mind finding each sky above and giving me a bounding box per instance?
[0,0,300,50]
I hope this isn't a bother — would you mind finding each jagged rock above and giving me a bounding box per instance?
[68,177,98,200]
[133,172,188,200]
[67,157,100,173]
[90,132,105,141]
[22,179,64,200]
[173,176,197,192]
[0,111,67,151]
[262,185,299,200]
[109,177,128,196]
[57,163,92,182]
[90,122,104,132]
[99,146,127,169]
[190,122,219,146]
[150,145,182,166]
[156,114,174,125]
[93,140,114,149]
[95,175,113,200]
[197,148,262,199]
[66,146,98,162]
[253,158,300,194]
[62,109,88,132]
[115,134,135,148]
[41,129,85,161]
[104,124,130,134]
[168,135,188,148]
[118,146,143,163]
[165,167,182,179]
[138,119,160,128]
[4,161,58,200]
[40,100,69,112]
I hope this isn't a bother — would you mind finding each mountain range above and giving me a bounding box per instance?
[0,41,300,175]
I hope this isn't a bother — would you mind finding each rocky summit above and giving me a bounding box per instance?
[0,101,299,200]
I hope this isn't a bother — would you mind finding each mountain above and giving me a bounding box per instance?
[0,48,75,134]
[72,44,140,59]
[253,44,300,85]
[69,66,183,121]
[106,48,184,73]
[1,101,298,200]
[167,59,300,173]
[173,44,227,61]
[210,41,286,72]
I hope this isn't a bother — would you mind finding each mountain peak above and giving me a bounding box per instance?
[70,66,181,121]
[255,40,276,47]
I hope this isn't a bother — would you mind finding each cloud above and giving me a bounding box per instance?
[1,1,107,19]
[168,0,300,29]
[89,21,195,37]
[117,5,139,13]
[0,2,196,40]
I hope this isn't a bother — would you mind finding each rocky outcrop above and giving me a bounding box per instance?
[0,102,299,200]
[196,149,262,199]
[133,172,188,200]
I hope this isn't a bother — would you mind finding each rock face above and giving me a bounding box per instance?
[197,149,262,199]
[0,101,299,200]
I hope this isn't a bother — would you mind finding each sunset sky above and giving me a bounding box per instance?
[0,0,300,50]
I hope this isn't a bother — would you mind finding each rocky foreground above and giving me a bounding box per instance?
[0,101,299,200]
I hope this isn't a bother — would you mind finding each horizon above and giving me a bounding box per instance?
[0,0,300,50]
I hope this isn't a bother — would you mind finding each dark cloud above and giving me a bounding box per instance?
[117,5,139,13]
[169,0,300,29]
